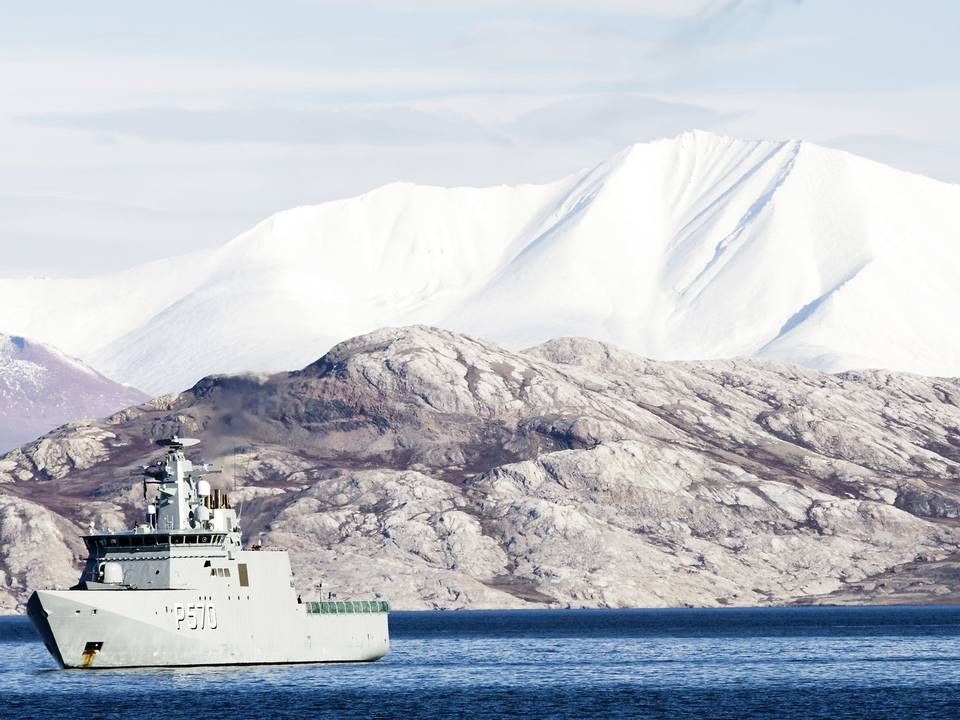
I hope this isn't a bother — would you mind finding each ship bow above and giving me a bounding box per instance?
[27,591,66,668]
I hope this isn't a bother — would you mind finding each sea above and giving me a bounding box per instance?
[3,605,960,719]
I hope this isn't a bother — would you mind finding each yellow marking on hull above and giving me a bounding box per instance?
[81,641,103,667]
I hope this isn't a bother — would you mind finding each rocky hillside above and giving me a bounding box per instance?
[1,326,959,612]
[0,333,148,452]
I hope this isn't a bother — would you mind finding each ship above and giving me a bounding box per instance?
[27,436,390,668]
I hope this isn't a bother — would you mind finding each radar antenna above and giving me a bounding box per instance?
[156,435,201,450]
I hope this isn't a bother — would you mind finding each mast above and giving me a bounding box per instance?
[135,436,237,535]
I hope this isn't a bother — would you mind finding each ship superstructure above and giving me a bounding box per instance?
[27,436,389,668]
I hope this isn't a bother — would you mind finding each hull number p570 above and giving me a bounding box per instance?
[174,603,218,630]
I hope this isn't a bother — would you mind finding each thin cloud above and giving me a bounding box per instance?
[667,0,804,49]
[20,94,732,150]
[332,0,716,17]
[21,106,507,147]
[506,94,732,145]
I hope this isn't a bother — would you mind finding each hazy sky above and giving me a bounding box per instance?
[2,0,958,276]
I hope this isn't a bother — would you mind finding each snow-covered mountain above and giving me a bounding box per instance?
[2,130,959,394]
[0,333,147,451]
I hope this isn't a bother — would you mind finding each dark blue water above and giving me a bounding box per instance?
[4,606,960,719]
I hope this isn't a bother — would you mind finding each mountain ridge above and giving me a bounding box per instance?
[1,131,958,394]
[1,325,960,611]
[0,332,148,451]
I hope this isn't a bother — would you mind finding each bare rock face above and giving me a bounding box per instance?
[2,325,960,610]
[0,494,84,613]
[268,470,523,609]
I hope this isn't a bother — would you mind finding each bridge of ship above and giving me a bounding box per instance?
[83,532,229,552]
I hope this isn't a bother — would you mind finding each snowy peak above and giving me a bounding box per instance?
[0,333,148,451]
[1,130,959,394]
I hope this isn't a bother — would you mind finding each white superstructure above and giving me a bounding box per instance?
[27,436,390,668]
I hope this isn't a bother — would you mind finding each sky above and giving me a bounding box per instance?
[1,0,958,276]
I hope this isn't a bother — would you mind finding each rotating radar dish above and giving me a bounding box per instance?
[156,436,201,450]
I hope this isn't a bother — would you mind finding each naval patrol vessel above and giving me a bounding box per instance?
[27,436,390,668]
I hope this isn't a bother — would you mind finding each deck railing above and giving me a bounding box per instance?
[305,600,389,614]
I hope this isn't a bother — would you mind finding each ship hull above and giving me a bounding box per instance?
[27,589,389,669]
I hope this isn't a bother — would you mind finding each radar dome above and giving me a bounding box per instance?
[102,562,124,585]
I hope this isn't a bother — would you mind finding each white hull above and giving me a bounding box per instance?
[27,437,391,669]
[28,589,389,669]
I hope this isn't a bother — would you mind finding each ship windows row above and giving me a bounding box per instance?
[86,533,227,549]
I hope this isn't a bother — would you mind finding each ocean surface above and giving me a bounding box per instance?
[4,605,960,719]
